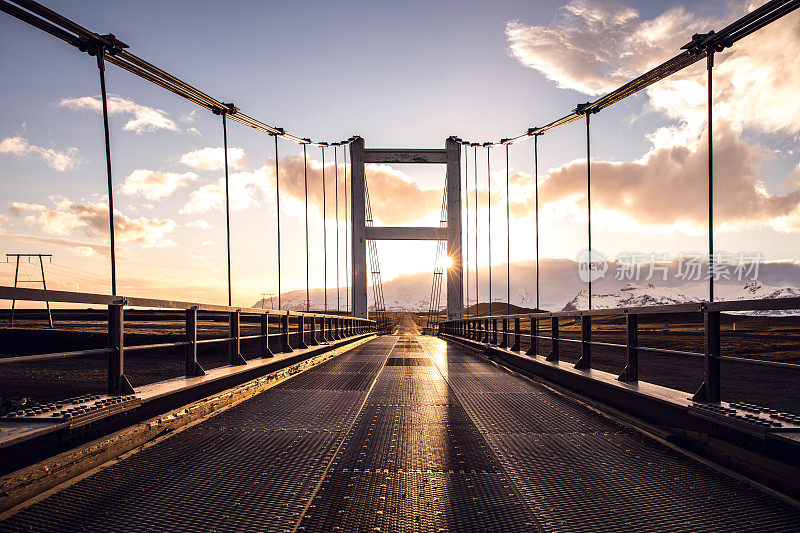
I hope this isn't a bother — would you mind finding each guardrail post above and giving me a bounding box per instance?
[185,307,206,376]
[335,317,342,340]
[108,303,134,395]
[298,314,309,349]
[574,315,591,369]
[512,317,521,351]
[282,311,294,352]
[499,318,508,348]
[229,310,247,365]
[324,317,332,342]
[261,313,275,357]
[526,315,537,356]
[546,316,559,362]
[693,310,721,402]
[483,318,489,343]
[308,316,320,345]
[618,313,638,381]
[491,318,498,345]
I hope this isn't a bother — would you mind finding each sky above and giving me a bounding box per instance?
[1,0,799,308]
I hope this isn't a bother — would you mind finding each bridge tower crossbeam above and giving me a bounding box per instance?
[350,138,463,320]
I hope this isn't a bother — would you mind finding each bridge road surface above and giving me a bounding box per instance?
[3,315,800,532]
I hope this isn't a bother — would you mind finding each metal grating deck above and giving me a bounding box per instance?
[3,326,800,532]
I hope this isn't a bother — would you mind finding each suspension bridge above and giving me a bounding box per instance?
[2,0,800,531]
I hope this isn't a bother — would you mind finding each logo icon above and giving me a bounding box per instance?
[577,249,607,283]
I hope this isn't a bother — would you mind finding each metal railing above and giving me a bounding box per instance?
[0,286,375,395]
[439,296,800,403]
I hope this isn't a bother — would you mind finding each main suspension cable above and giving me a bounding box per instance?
[0,0,356,147]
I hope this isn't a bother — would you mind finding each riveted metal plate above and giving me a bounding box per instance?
[7,334,800,532]
[2,429,343,533]
[297,471,537,532]
[385,357,432,366]
[486,431,800,532]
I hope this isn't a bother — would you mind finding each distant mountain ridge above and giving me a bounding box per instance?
[562,281,800,314]
[253,258,800,313]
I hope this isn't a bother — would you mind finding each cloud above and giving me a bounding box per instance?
[506,1,800,139]
[10,197,176,247]
[502,1,800,233]
[59,95,178,134]
[178,153,442,224]
[179,146,246,171]
[185,219,212,230]
[180,165,270,214]
[0,136,81,171]
[501,123,800,232]
[3,233,111,256]
[506,1,712,96]
[271,156,442,225]
[121,169,199,200]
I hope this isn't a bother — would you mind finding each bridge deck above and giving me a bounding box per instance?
[3,319,800,532]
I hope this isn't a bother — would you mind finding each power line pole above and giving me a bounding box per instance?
[7,253,53,328]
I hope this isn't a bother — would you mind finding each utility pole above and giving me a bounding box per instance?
[7,253,53,327]
[260,292,275,310]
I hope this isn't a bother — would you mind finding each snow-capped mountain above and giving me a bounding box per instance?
[252,258,800,313]
[562,281,800,314]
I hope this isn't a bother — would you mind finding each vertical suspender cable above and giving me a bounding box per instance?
[275,134,281,310]
[464,146,469,314]
[96,48,117,296]
[707,51,715,303]
[335,147,340,312]
[586,113,592,310]
[474,146,479,316]
[506,143,510,312]
[222,112,232,306]
[344,146,350,314]
[303,143,310,312]
[534,135,540,311]
[487,145,492,318]
[322,146,328,313]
